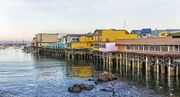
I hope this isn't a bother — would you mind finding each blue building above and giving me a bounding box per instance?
[131,28,157,38]
[44,36,67,49]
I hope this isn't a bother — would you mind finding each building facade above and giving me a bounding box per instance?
[71,35,93,49]
[34,33,59,47]
[65,34,86,48]
[115,37,180,55]
[99,42,118,52]
[92,29,137,50]
[45,36,67,49]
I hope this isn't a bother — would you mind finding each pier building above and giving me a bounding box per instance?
[92,29,137,50]
[65,34,86,48]
[115,37,180,54]
[71,33,93,49]
[34,33,59,47]
[99,42,117,52]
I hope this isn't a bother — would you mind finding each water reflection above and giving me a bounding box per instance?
[70,65,94,78]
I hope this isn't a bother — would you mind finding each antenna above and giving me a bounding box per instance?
[124,19,126,30]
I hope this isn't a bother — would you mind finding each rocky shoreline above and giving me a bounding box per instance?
[67,71,161,97]
[68,71,118,93]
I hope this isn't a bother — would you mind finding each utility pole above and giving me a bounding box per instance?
[124,19,126,30]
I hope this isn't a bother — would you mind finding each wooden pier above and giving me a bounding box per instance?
[32,47,180,80]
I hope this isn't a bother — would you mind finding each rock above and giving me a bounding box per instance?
[68,84,95,93]
[95,71,118,84]
[68,86,73,92]
[97,74,109,82]
[72,86,81,93]
[112,76,118,80]
[73,84,80,87]
[88,78,96,81]
[85,85,94,91]
[100,88,113,92]
[68,85,81,93]
[79,83,86,90]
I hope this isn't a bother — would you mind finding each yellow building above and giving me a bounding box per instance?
[71,35,93,49]
[92,29,137,50]
[71,29,137,50]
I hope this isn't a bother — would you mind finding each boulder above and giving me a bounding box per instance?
[88,78,96,81]
[68,85,81,93]
[100,88,113,92]
[79,83,86,90]
[68,86,73,92]
[95,71,118,84]
[68,84,95,93]
[97,74,109,82]
[72,86,81,93]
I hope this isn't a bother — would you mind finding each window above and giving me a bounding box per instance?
[127,45,130,49]
[132,45,135,50]
[106,38,109,42]
[144,45,148,50]
[162,46,168,51]
[135,45,138,50]
[155,45,160,51]
[169,45,174,51]
[102,45,106,48]
[99,44,106,48]
[93,44,99,48]
[150,46,155,51]
[139,45,143,50]
[174,45,178,51]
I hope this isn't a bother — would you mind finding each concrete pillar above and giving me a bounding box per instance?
[137,57,140,76]
[176,66,179,78]
[168,66,176,77]
[119,54,122,75]
[125,53,128,75]
[103,57,106,71]
[106,55,108,71]
[145,56,148,77]
[176,66,179,87]
[161,64,165,74]
[132,58,135,76]
[144,56,150,84]
[116,55,119,72]
[155,65,160,89]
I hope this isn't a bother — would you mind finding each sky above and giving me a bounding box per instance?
[0,0,180,41]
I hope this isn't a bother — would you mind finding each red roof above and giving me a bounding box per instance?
[116,37,180,45]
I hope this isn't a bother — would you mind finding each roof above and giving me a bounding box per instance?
[116,37,180,45]
[66,34,86,37]
[172,32,180,36]
[36,33,58,35]
[141,28,151,33]
[95,29,127,32]
[172,32,180,38]
[93,29,128,35]
[165,29,180,32]
[131,30,141,34]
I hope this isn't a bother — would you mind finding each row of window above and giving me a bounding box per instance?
[126,45,180,52]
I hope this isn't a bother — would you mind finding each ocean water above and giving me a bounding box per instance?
[0,47,178,97]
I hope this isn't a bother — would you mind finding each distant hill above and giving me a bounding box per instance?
[0,40,31,45]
